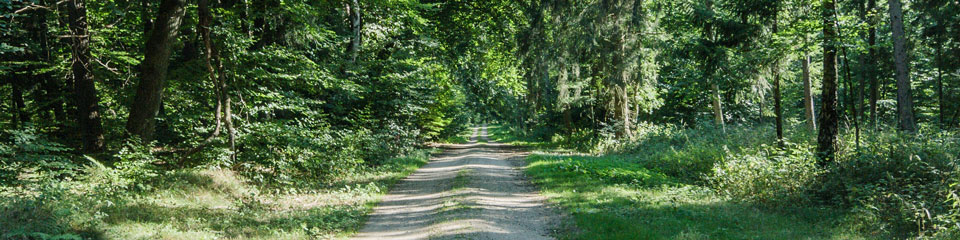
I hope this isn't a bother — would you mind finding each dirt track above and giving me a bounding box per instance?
[352,125,560,240]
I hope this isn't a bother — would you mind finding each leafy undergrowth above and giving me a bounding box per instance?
[486,125,561,149]
[440,126,474,144]
[498,122,960,239]
[525,153,863,239]
[1,150,431,239]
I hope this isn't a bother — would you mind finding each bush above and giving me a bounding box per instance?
[712,142,820,205]
[237,122,362,186]
[0,127,77,186]
[590,123,960,237]
[553,156,674,187]
[236,121,424,187]
[830,132,960,237]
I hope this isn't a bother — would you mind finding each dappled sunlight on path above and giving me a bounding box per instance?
[352,125,560,240]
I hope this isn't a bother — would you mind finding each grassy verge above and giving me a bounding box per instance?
[108,150,431,239]
[2,150,432,239]
[525,154,862,239]
[488,125,870,239]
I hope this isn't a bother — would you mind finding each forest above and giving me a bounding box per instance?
[1,0,959,239]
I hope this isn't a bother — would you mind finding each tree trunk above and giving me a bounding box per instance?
[713,83,724,129]
[818,0,840,165]
[126,0,186,143]
[935,41,945,127]
[704,0,724,131]
[345,0,362,64]
[772,9,783,143]
[225,93,236,161]
[11,81,27,127]
[888,0,916,132]
[867,0,878,127]
[67,0,105,152]
[183,0,223,157]
[803,55,816,130]
[36,1,66,126]
[833,2,859,150]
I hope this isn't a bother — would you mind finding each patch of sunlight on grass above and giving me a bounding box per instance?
[106,222,226,240]
[98,150,432,239]
[525,153,866,240]
[441,127,473,144]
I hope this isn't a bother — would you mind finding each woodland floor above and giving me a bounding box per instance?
[353,126,564,240]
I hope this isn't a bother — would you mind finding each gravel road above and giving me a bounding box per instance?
[352,125,560,240]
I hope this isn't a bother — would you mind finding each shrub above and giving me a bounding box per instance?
[711,142,820,205]
[831,132,960,237]
[553,156,674,187]
[237,122,364,186]
[236,121,423,187]
[0,127,77,186]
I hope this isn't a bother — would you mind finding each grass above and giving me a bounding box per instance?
[441,127,475,144]
[2,149,433,239]
[486,124,539,146]
[487,125,871,239]
[525,154,864,240]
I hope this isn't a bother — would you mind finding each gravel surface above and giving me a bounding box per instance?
[352,125,561,240]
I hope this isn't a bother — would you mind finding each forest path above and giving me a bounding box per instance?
[352,125,560,240]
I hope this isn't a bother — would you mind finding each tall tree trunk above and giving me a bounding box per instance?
[833,2,859,149]
[867,0,878,127]
[225,92,236,161]
[856,0,867,131]
[818,0,840,165]
[183,0,236,161]
[888,0,916,132]
[35,1,66,126]
[803,55,816,130]
[126,0,186,143]
[183,0,223,158]
[704,0,724,131]
[935,45,944,127]
[67,0,105,152]
[345,0,362,64]
[55,0,77,124]
[772,8,783,143]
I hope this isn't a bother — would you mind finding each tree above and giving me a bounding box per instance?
[704,0,725,131]
[888,0,916,132]
[67,0,105,152]
[126,0,187,143]
[866,0,879,127]
[772,5,783,143]
[817,0,840,164]
[803,55,816,130]
[345,0,361,64]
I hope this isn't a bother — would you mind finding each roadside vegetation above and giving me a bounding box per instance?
[490,124,960,239]
[1,139,431,239]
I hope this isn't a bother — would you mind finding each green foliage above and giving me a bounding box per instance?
[525,153,857,239]
[552,156,674,187]
[1,148,432,239]
[828,131,960,237]
[0,127,76,186]
[712,142,820,205]
[237,123,363,187]
[515,121,960,237]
